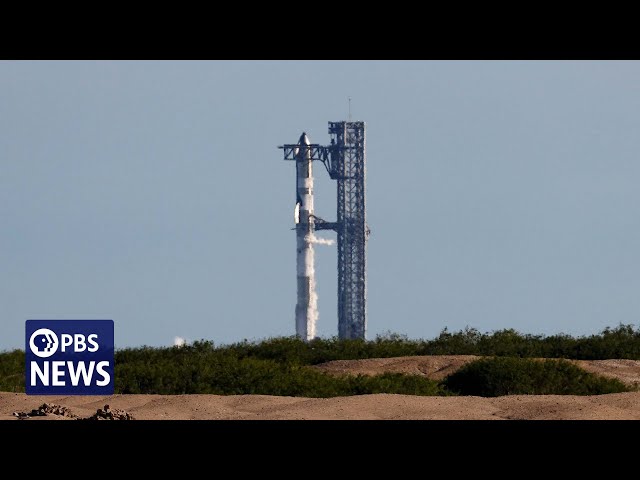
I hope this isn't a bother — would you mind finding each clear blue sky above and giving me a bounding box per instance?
[2,60,639,350]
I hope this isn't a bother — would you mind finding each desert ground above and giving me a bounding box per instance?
[312,355,640,386]
[4,356,640,420]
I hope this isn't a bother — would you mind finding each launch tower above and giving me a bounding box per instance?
[279,121,368,340]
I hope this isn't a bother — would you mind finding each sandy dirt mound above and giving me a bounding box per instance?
[313,355,640,386]
[4,356,640,420]
[3,392,640,420]
[573,359,640,387]
[312,355,480,380]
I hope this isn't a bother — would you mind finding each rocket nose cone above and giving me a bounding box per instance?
[299,132,310,145]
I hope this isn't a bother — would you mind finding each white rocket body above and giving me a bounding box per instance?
[295,132,317,341]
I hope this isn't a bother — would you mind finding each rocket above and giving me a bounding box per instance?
[294,132,317,341]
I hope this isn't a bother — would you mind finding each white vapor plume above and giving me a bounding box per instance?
[305,234,335,246]
[307,243,318,339]
[302,234,334,339]
[174,336,186,347]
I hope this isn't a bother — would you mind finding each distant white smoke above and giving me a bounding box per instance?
[305,234,335,246]
[308,243,318,339]
[309,284,318,339]
[174,336,186,347]
[299,234,335,340]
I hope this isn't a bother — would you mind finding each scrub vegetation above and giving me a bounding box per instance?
[2,324,637,396]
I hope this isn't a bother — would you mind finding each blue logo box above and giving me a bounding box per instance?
[26,320,114,395]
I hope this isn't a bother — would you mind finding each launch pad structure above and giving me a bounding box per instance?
[279,121,369,340]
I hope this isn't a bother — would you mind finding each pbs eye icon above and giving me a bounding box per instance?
[29,328,59,358]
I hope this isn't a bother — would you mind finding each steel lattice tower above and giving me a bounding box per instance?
[279,121,368,339]
[329,122,367,339]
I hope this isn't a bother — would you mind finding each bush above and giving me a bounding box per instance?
[4,323,640,396]
[443,357,629,397]
[0,349,24,393]
[224,324,640,363]
[114,346,444,397]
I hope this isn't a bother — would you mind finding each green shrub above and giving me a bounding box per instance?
[444,357,629,397]
[0,349,25,393]
[114,348,444,397]
[4,323,640,396]
[224,324,640,363]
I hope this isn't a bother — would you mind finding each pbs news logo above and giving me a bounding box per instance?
[26,320,114,395]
